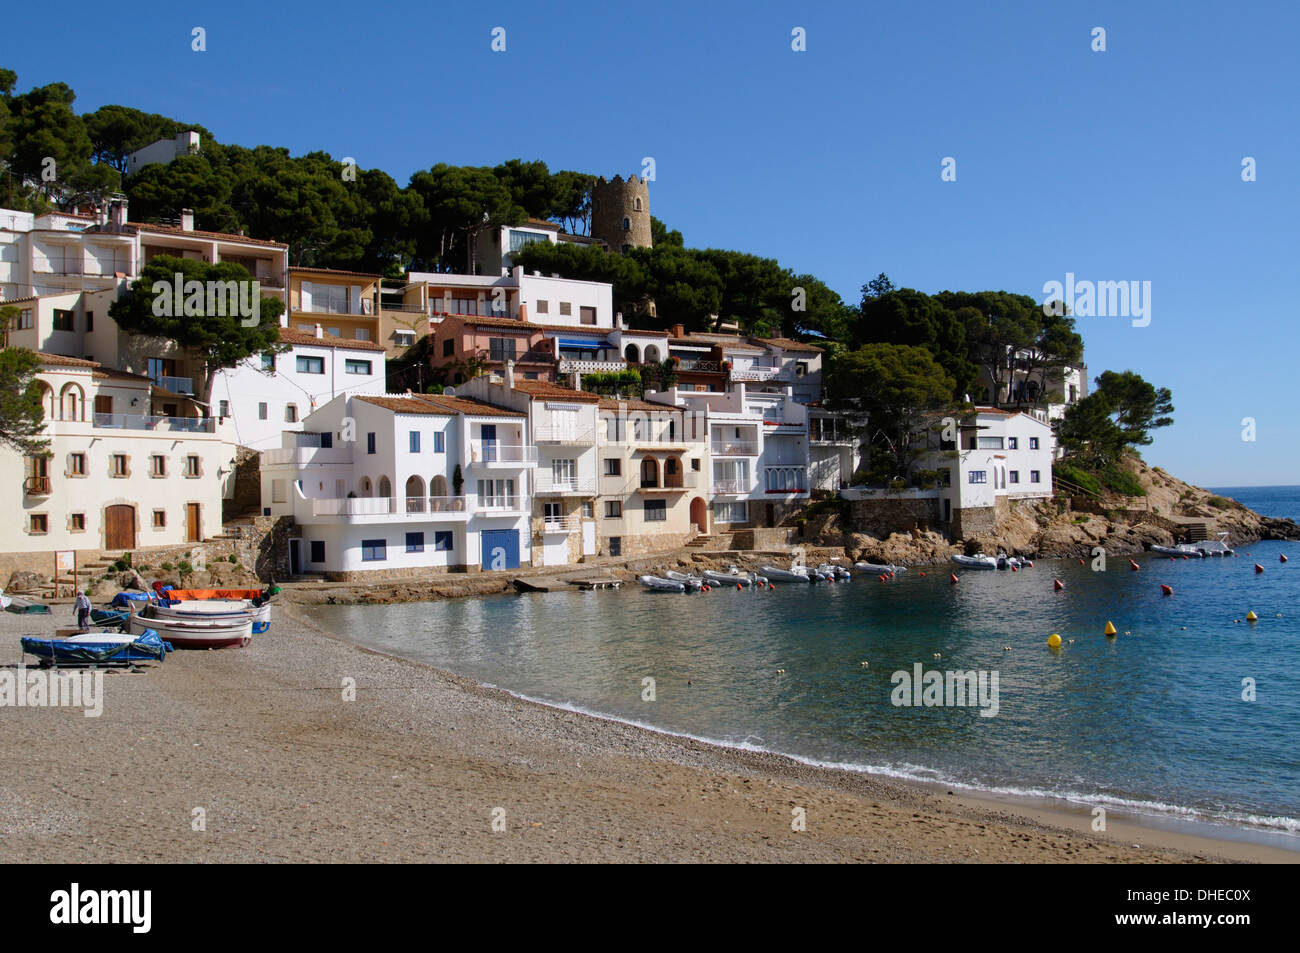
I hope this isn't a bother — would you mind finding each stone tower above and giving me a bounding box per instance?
[591,174,652,254]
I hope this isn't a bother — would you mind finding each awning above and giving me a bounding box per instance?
[557,338,613,349]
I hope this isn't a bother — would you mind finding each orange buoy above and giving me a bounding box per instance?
[1169,556,1176,561]
[1011,565,1019,572]
[1129,559,1140,571]
[1255,564,1265,574]
[1053,579,1064,591]
[1282,554,1289,563]
[950,573,959,584]
[920,571,926,577]
[737,582,743,590]
[1078,559,1085,566]
[769,583,775,590]
[1161,584,1173,596]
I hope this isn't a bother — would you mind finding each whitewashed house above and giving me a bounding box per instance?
[259,393,534,578]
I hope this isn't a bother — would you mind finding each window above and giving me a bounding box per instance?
[434,531,453,552]
[1009,471,1020,484]
[184,455,200,477]
[396,331,416,347]
[367,432,376,454]
[604,458,621,476]
[644,500,667,522]
[713,500,748,523]
[68,453,86,476]
[218,400,230,417]
[433,432,445,453]
[319,432,333,448]
[969,470,987,484]
[152,510,166,528]
[1007,437,1018,450]
[86,312,93,332]
[577,306,596,326]
[622,217,630,231]
[261,353,275,371]
[559,302,571,316]
[691,458,701,471]
[442,338,454,357]
[285,404,298,423]
[12,308,33,330]
[796,362,808,377]
[70,513,85,531]
[258,402,268,420]
[150,454,167,477]
[406,531,425,553]
[581,501,593,519]
[110,454,128,477]
[976,437,1004,449]
[409,431,421,453]
[1031,470,1042,483]
[544,502,562,521]
[297,355,325,374]
[604,500,622,518]
[53,309,75,331]
[1029,437,1040,450]
[310,540,326,563]
[345,359,372,375]
[488,337,517,362]
[361,539,387,561]
[536,300,549,314]
[30,514,48,534]
[355,328,371,342]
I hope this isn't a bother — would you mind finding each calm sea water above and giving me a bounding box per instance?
[307,491,1300,844]
[1208,485,1300,521]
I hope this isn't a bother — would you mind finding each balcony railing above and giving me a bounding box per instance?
[711,479,750,494]
[710,440,759,456]
[533,425,595,444]
[24,475,52,495]
[541,515,581,533]
[763,466,807,494]
[469,442,537,465]
[729,367,779,382]
[151,374,194,396]
[559,358,626,374]
[535,473,597,495]
[260,446,353,466]
[640,471,700,491]
[475,495,523,512]
[93,413,215,433]
[310,496,466,517]
[676,358,722,372]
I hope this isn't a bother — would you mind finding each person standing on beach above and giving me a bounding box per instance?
[74,590,91,632]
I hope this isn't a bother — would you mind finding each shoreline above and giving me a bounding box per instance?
[297,604,1300,861]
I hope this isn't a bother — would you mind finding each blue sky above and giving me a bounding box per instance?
[5,0,1298,486]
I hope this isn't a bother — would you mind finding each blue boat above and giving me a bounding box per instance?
[109,591,155,609]
[20,629,174,665]
[89,608,130,627]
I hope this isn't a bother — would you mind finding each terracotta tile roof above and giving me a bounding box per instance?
[278,326,387,352]
[443,315,542,332]
[508,380,601,403]
[129,222,288,248]
[522,218,562,232]
[413,394,525,417]
[35,352,97,368]
[289,266,381,281]
[355,395,449,415]
[753,336,824,353]
[33,351,150,383]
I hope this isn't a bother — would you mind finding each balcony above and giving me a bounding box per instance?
[729,366,779,382]
[534,425,595,444]
[474,494,526,514]
[763,466,808,494]
[535,473,597,495]
[24,476,52,496]
[468,442,537,467]
[639,470,699,492]
[711,479,750,495]
[151,374,194,396]
[93,413,215,434]
[541,514,581,533]
[261,446,354,467]
[676,358,722,372]
[710,440,759,456]
[559,358,626,375]
[310,496,467,519]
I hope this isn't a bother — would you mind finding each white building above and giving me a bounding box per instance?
[125,131,202,176]
[2,352,230,571]
[259,393,534,578]
[210,325,387,453]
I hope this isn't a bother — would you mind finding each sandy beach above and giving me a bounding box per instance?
[0,604,1294,864]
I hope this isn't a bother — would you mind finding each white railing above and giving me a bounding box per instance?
[310,496,466,517]
[711,479,750,494]
[535,473,597,495]
[541,515,581,533]
[469,442,537,464]
[474,494,524,512]
[260,446,353,466]
[710,440,759,456]
[152,374,194,395]
[729,367,779,382]
[93,413,215,433]
[533,425,595,443]
[558,359,626,374]
[763,466,807,493]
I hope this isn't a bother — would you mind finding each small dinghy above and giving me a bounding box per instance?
[5,595,51,614]
[854,562,907,574]
[127,605,253,648]
[1197,532,1235,557]
[1151,544,1204,558]
[638,574,686,593]
[21,628,173,665]
[816,563,852,580]
[760,565,815,583]
[662,570,704,591]
[951,554,998,570]
[702,567,767,587]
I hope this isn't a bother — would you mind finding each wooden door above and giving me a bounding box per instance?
[104,505,135,550]
[94,395,112,417]
[186,503,201,542]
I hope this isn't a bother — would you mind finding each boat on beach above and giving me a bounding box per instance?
[638,574,687,592]
[160,587,275,632]
[21,628,173,665]
[127,605,253,648]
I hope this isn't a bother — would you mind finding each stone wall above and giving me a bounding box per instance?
[600,529,693,558]
[223,447,263,523]
[849,497,941,538]
[730,527,797,550]
[951,505,997,539]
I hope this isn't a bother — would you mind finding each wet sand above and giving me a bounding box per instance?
[0,606,1294,863]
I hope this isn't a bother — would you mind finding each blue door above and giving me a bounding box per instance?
[481,529,519,571]
[480,424,497,463]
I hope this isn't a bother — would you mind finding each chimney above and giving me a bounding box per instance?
[504,360,515,389]
[512,265,524,281]
[180,208,195,232]
[615,311,624,329]
[109,197,129,229]
[672,324,684,338]
[314,323,323,338]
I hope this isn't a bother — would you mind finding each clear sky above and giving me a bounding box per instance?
[5,0,1298,486]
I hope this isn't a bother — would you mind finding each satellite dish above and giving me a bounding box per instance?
[443,387,455,396]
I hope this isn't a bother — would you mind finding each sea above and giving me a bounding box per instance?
[306,485,1300,848]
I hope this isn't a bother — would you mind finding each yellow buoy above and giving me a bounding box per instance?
[1246,611,1258,622]
[1104,621,1117,636]
[1047,633,1062,648]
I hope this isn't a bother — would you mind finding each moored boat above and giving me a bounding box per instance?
[760,565,816,583]
[951,554,998,570]
[854,562,907,574]
[638,574,687,592]
[1197,532,1235,557]
[662,570,704,590]
[701,568,767,587]
[1151,544,1204,558]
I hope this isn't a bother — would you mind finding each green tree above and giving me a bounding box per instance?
[108,256,286,405]
[0,343,49,455]
[856,288,977,400]
[650,216,683,247]
[84,105,209,174]
[1054,370,1174,464]
[827,342,955,480]
[409,164,524,273]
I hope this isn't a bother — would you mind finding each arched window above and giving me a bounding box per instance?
[378,476,392,498]
[405,475,425,512]
[431,475,449,497]
[640,457,659,488]
[59,383,84,421]
[622,217,630,232]
[634,197,642,211]
[624,344,640,363]
[359,477,373,497]
[644,345,660,363]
